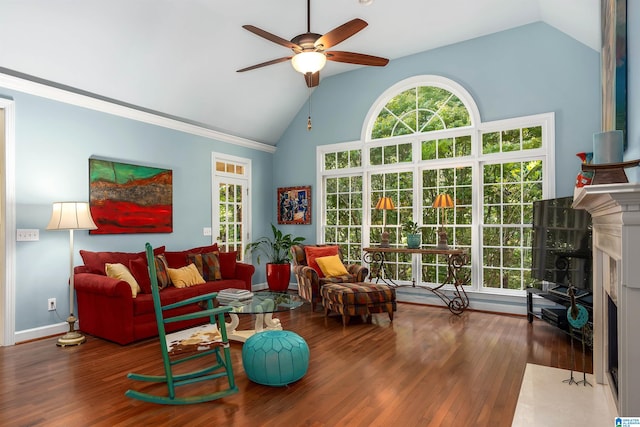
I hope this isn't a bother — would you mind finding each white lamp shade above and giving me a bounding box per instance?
[291,51,327,74]
[46,202,98,230]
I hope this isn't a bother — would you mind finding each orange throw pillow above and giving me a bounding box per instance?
[304,246,340,278]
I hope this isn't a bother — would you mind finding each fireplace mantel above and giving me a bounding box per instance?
[573,183,640,416]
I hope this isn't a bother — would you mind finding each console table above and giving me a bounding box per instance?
[362,247,470,314]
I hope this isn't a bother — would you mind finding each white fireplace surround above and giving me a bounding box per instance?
[573,183,640,417]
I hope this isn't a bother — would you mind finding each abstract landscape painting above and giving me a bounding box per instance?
[89,159,173,234]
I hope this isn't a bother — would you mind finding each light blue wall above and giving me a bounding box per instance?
[274,22,601,244]
[2,88,273,332]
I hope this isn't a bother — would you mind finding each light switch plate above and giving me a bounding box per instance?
[203,227,212,236]
[17,229,39,241]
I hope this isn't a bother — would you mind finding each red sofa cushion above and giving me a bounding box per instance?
[128,257,151,294]
[219,251,238,279]
[80,246,165,275]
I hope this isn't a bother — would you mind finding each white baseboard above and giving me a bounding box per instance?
[15,321,68,344]
[395,287,556,316]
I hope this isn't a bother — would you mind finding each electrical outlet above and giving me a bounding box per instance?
[48,298,56,311]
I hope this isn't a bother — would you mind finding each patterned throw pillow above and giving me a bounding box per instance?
[164,244,219,268]
[187,251,222,281]
[154,254,171,289]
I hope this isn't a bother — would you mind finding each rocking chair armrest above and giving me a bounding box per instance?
[164,306,233,325]
[162,292,220,311]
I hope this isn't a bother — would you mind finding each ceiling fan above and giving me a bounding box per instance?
[237,0,389,88]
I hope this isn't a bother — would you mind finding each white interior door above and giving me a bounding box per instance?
[212,155,251,260]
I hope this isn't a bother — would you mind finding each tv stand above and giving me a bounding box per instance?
[526,286,593,348]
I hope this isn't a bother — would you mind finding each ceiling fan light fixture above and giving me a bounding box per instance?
[291,51,327,74]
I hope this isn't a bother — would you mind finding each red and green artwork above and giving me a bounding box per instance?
[89,159,172,234]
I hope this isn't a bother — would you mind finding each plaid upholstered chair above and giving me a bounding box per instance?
[290,244,369,311]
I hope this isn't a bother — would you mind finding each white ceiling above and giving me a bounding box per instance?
[0,0,600,145]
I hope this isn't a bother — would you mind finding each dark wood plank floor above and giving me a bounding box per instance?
[0,302,590,427]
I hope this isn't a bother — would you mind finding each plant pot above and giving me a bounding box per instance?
[406,234,421,249]
[266,263,291,292]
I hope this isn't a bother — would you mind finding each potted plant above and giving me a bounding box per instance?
[402,220,421,249]
[245,224,306,291]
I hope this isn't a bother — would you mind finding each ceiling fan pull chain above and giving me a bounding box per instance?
[307,85,312,131]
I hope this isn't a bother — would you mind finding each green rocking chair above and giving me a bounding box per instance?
[125,243,238,405]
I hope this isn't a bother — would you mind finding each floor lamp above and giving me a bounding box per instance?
[375,196,395,248]
[46,202,97,347]
[433,194,454,250]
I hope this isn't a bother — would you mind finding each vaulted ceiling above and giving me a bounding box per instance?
[0,0,599,145]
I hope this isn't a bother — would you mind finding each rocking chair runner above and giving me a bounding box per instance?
[125,243,238,405]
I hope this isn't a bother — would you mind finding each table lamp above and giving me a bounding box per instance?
[46,202,98,347]
[433,194,454,250]
[375,196,395,248]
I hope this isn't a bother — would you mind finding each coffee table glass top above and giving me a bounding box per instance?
[219,291,304,314]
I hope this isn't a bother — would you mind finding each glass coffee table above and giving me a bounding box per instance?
[219,291,305,342]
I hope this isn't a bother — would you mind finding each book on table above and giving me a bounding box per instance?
[217,288,253,302]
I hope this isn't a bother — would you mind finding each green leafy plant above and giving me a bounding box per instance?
[402,220,421,235]
[245,224,306,264]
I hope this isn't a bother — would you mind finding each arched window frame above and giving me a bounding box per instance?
[361,75,481,142]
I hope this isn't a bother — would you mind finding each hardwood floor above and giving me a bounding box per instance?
[0,302,590,426]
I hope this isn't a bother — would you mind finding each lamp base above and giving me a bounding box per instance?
[380,231,390,248]
[56,314,86,347]
[436,229,449,250]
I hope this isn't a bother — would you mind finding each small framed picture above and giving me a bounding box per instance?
[277,186,311,225]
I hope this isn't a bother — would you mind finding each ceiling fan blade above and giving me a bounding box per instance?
[304,72,320,88]
[326,51,389,67]
[242,25,301,50]
[314,18,368,50]
[237,56,292,73]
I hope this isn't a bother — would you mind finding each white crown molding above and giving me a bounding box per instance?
[0,72,277,154]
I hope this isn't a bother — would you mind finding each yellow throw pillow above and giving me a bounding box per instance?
[315,255,349,277]
[105,263,141,298]
[168,264,206,288]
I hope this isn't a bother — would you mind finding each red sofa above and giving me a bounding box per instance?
[74,243,255,345]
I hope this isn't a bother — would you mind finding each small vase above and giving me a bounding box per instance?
[406,234,421,249]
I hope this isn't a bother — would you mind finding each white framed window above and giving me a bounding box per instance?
[318,75,555,294]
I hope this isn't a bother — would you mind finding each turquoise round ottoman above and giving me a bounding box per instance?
[242,330,309,386]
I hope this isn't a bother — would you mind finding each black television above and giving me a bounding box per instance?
[531,196,592,293]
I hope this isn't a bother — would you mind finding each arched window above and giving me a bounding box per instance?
[319,76,554,296]
[371,85,472,139]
